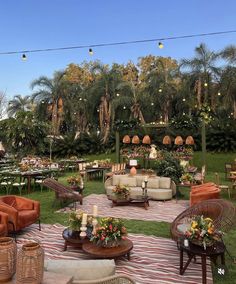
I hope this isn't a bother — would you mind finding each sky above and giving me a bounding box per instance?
[1,0,236,99]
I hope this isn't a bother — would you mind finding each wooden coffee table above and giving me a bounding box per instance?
[62,228,89,251]
[111,195,150,210]
[82,239,133,260]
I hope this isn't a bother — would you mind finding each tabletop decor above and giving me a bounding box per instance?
[180,173,194,184]
[67,175,81,187]
[90,217,127,248]
[112,184,130,200]
[185,215,222,249]
[68,209,93,238]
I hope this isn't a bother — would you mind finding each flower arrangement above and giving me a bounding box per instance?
[68,210,93,232]
[185,215,222,249]
[175,146,194,160]
[91,217,127,247]
[19,163,30,172]
[180,173,194,184]
[112,184,130,200]
[67,175,81,186]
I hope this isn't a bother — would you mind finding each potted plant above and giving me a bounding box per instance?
[90,217,127,247]
[112,184,130,200]
[185,215,222,250]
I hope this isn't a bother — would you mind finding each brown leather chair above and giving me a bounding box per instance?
[190,183,220,206]
[0,195,40,233]
[0,211,8,237]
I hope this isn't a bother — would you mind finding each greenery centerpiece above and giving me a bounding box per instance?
[68,210,93,237]
[90,217,127,247]
[185,215,222,249]
[112,184,130,200]
[180,173,194,184]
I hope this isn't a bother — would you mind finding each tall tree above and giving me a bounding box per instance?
[7,95,33,117]
[180,43,220,110]
[31,71,67,136]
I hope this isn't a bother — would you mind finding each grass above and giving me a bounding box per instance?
[3,151,236,283]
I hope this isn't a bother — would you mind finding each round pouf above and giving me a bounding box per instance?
[0,237,17,282]
[16,242,44,284]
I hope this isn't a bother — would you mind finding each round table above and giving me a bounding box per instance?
[178,238,225,284]
[62,228,89,251]
[82,239,133,260]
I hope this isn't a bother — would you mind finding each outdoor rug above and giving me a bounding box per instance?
[17,224,213,284]
[57,194,189,223]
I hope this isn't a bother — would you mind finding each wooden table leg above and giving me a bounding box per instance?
[127,252,130,260]
[201,255,207,284]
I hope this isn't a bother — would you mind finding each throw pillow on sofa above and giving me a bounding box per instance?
[159,177,171,189]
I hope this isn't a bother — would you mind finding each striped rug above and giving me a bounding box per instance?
[17,224,213,284]
[57,194,189,223]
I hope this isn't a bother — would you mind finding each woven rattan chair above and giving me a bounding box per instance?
[73,274,136,284]
[170,199,236,241]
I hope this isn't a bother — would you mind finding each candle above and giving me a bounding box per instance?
[144,176,148,182]
[93,205,98,217]
[141,181,145,189]
[184,239,189,247]
[82,213,87,224]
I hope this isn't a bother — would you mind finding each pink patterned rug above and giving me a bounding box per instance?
[17,224,213,284]
[57,194,189,223]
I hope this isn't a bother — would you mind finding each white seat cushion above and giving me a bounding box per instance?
[147,188,172,200]
[44,259,115,281]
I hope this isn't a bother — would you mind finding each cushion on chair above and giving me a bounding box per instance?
[18,210,38,228]
[159,177,171,189]
[147,188,172,200]
[119,176,137,187]
[16,199,34,210]
[44,259,115,281]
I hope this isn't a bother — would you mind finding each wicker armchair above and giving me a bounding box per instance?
[170,199,236,241]
[73,274,136,284]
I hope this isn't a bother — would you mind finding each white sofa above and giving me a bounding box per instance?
[105,174,176,201]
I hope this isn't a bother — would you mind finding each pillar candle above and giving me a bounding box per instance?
[82,213,87,224]
[144,176,148,182]
[93,205,98,217]
[141,181,145,188]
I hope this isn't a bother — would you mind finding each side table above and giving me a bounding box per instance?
[62,228,89,251]
[178,238,226,284]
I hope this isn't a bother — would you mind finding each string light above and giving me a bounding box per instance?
[116,93,120,97]
[204,82,208,87]
[22,54,27,61]
[158,88,162,93]
[1,29,236,56]
[151,102,154,106]
[182,98,186,102]
[217,92,221,96]
[158,42,164,49]
[89,48,93,55]
[123,106,126,110]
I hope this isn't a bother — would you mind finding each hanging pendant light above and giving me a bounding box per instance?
[174,136,183,145]
[122,135,131,144]
[162,135,171,145]
[22,54,27,61]
[142,135,151,144]
[158,42,164,49]
[132,135,140,144]
[185,136,194,145]
[89,48,93,55]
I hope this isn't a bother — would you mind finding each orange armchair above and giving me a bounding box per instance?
[0,211,8,237]
[0,195,40,233]
[190,183,220,206]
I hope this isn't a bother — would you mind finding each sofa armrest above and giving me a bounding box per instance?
[171,181,176,196]
[0,203,18,228]
[104,177,113,194]
[0,211,8,226]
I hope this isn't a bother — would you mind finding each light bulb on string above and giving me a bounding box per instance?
[158,42,164,49]
[204,82,208,87]
[182,98,186,102]
[217,92,221,96]
[89,48,93,55]
[123,106,126,110]
[158,88,162,93]
[116,93,120,97]
[22,54,27,61]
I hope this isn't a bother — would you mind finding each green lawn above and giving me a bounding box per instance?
[4,151,236,283]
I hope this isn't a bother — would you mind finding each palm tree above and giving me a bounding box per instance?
[31,71,67,136]
[7,95,33,117]
[220,66,236,119]
[180,43,220,110]
[143,57,179,123]
[88,62,123,143]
